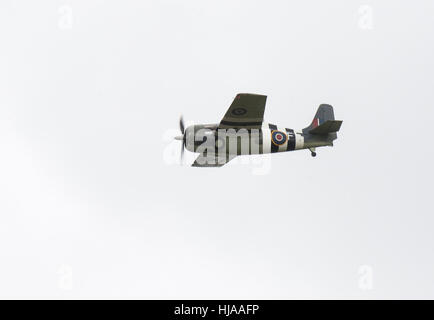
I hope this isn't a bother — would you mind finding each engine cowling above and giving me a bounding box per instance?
[184,125,218,153]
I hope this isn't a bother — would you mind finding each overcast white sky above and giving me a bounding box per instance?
[1,0,433,299]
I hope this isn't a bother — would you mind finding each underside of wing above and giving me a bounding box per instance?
[192,153,237,168]
[219,93,267,129]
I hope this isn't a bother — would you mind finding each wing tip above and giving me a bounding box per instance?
[235,93,267,98]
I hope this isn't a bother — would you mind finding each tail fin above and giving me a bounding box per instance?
[302,104,342,135]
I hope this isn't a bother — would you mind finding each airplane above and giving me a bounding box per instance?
[174,93,342,167]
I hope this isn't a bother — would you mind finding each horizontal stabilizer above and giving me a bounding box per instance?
[309,120,343,134]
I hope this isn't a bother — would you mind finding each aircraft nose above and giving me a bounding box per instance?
[184,126,195,152]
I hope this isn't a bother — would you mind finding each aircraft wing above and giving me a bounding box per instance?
[192,153,236,167]
[218,93,267,129]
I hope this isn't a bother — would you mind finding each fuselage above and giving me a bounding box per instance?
[184,122,334,156]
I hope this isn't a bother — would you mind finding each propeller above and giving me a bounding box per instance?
[179,115,185,135]
[175,115,186,164]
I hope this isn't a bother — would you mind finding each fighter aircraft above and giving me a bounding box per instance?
[174,93,342,167]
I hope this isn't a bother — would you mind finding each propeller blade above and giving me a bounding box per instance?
[179,115,185,134]
[180,142,184,164]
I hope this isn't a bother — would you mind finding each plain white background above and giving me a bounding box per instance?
[1,0,433,299]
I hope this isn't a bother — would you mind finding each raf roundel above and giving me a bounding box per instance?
[231,107,247,116]
[271,130,287,146]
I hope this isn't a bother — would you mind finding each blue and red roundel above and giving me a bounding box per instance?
[271,130,287,146]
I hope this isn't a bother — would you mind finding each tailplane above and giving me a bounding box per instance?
[303,104,342,135]
[308,120,342,134]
